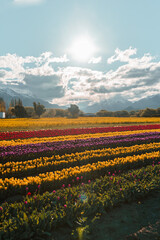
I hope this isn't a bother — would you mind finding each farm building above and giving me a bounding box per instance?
[0,112,5,118]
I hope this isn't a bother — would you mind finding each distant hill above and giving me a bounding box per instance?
[128,94,160,110]
[79,96,132,113]
[1,87,160,113]
[0,88,61,109]
[79,95,160,113]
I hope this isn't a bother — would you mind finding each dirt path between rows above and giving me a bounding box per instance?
[52,191,160,240]
[92,191,160,240]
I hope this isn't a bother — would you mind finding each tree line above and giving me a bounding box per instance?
[7,99,46,118]
[96,108,160,117]
[1,97,160,118]
[0,98,81,118]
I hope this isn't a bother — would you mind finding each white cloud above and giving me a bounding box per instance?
[1,48,160,106]
[88,56,102,64]
[0,52,69,85]
[38,52,69,64]
[49,54,69,63]
[14,0,44,5]
[53,49,160,105]
[25,64,55,76]
[107,46,137,64]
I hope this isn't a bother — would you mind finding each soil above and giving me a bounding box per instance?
[91,191,160,240]
[51,191,160,240]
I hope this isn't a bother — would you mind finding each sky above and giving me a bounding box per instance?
[1,0,160,106]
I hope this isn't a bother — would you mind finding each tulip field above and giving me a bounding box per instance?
[1,116,160,131]
[0,118,160,239]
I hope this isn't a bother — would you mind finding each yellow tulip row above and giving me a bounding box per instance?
[1,141,160,176]
[1,129,160,146]
[1,117,160,131]
[0,150,159,191]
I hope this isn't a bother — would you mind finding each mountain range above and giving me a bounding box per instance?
[79,94,160,113]
[0,87,160,113]
[0,88,60,109]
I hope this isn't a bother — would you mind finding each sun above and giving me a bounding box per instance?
[69,36,96,62]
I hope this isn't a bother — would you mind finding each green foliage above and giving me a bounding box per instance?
[41,109,56,118]
[9,98,15,108]
[13,105,28,118]
[129,110,138,117]
[41,108,68,118]
[131,107,160,117]
[24,107,34,118]
[68,104,80,118]
[140,108,158,117]
[33,102,46,118]
[96,110,113,117]
[0,98,5,112]
[113,110,130,117]
[96,110,129,117]
[156,107,160,115]
[0,164,159,239]
[96,107,160,117]
[55,108,68,117]
[9,98,22,108]
[11,99,27,118]
[1,152,159,201]
[1,145,160,181]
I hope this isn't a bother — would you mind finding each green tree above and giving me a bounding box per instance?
[156,108,160,116]
[9,99,15,108]
[0,98,6,112]
[113,110,129,117]
[9,98,22,108]
[11,105,27,118]
[33,102,46,117]
[10,98,27,118]
[68,104,80,118]
[96,110,113,117]
[140,108,157,117]
[18,98,22,106]
[55,109,67,117]
[25,107,35,118]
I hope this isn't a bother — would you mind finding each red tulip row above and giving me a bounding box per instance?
[1,124,160,140]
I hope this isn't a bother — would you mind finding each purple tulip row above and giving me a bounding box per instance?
[1,131,160,162]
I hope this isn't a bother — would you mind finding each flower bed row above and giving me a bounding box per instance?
[1,124,160,141]
[0,164,159,240]
[1,129,160,147]
[1,142,160,179]
[1,131,160,162]
[0,150,159,201]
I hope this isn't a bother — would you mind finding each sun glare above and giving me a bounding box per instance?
[69,36,96,62]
